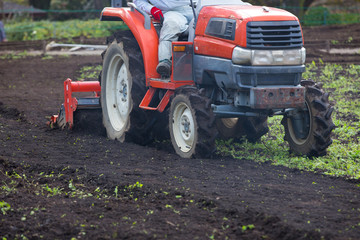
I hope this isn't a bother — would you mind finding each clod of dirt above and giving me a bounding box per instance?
[0,101,26,122]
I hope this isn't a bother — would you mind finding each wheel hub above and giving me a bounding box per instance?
[172,102,195,153]
[105,54,131,132]
[116,66,130,118]
[119,80,128,103]
[181,115,191,139]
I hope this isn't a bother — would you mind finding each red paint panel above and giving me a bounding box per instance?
[62,79,102,129]
[149,79,194,90]
[157,90,174,112]
[195,5,300,48]
[101,7,160,84]
[150,80,176,90]
[194,36,235,59]
[63,79,77,129]
[139,88,174,112]
[139,87,156,109]
[70,81,101,92]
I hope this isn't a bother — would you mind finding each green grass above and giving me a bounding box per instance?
[217,62,360,179]
[77,65,102,81]
[4,19,128,42]
[303,6,360,26]
[0,201,11,215]
[0,51,29,60]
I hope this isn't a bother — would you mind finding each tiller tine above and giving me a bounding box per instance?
[50,78,101,129]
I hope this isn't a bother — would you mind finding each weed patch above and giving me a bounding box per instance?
[217,63,360,179]
[77,65,102,81]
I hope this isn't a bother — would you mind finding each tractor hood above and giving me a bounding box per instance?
[198,5,299,22]
[194,5,303,58]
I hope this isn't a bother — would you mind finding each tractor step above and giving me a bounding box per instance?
[139,87,174,113]
[149,78,171,83]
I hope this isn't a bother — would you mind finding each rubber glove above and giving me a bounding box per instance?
[151,7,164,23]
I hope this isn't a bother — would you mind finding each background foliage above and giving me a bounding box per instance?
[304,6,360,25]
[4,19,126,41]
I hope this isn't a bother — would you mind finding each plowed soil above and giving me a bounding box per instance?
[0,24,360,240]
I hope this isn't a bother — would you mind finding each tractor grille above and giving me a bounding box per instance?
[246,21,303,49]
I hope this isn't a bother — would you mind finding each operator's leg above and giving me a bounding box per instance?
[157,6,193,77]
[158,11,188,61]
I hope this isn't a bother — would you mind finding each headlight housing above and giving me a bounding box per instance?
[232,47,306,66]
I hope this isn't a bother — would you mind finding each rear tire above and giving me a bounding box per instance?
[216,118,245,140]
[216,117,268,142]
[282,81,335,157]
[244,117,269,142]
[101,32,154,144]
[169,87,218,158]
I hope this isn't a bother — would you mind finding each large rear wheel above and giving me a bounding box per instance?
[169,87,218,158]
[216,118,245,140]
[282,81,335,157]
[101,32,154,144]
[216,117,268,142]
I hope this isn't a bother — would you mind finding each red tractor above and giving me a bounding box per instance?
[51,0,335,158]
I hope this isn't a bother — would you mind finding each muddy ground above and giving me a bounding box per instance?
[0,25,359,239]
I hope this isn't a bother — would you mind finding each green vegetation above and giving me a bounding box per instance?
[77,65,102,81]
[0,201,11,215]
[217,62,360,179]
[4,19,127,41]
[241,224,255,232]
[304,6,360,26]
[0,51,29,60]
[126,181,144,190]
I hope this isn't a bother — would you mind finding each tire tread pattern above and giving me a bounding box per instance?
[101,30,155,145]
[171,86,218,158]
[282,80,335,157]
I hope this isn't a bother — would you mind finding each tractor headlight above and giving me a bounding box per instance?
[301,47,306,64]
[232,47,306,66]
[252,50,273,65]
[232,47,252,65]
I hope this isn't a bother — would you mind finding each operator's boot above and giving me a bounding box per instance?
[156,59,172,78]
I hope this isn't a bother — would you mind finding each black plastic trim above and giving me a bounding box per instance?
[194,54,305,89]
[205,18,236,40]
[247,21,303,49]
[101,15,123,21]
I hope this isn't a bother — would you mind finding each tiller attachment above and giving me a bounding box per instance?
[50,78,101,129]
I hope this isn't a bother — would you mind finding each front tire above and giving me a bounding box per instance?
[282,81,335,157]
[169,87,218,158]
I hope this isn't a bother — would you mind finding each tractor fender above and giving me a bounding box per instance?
[101,7,160,81]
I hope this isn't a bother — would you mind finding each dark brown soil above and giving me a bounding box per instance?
[303,24,360,64]
[0,25,360,240]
